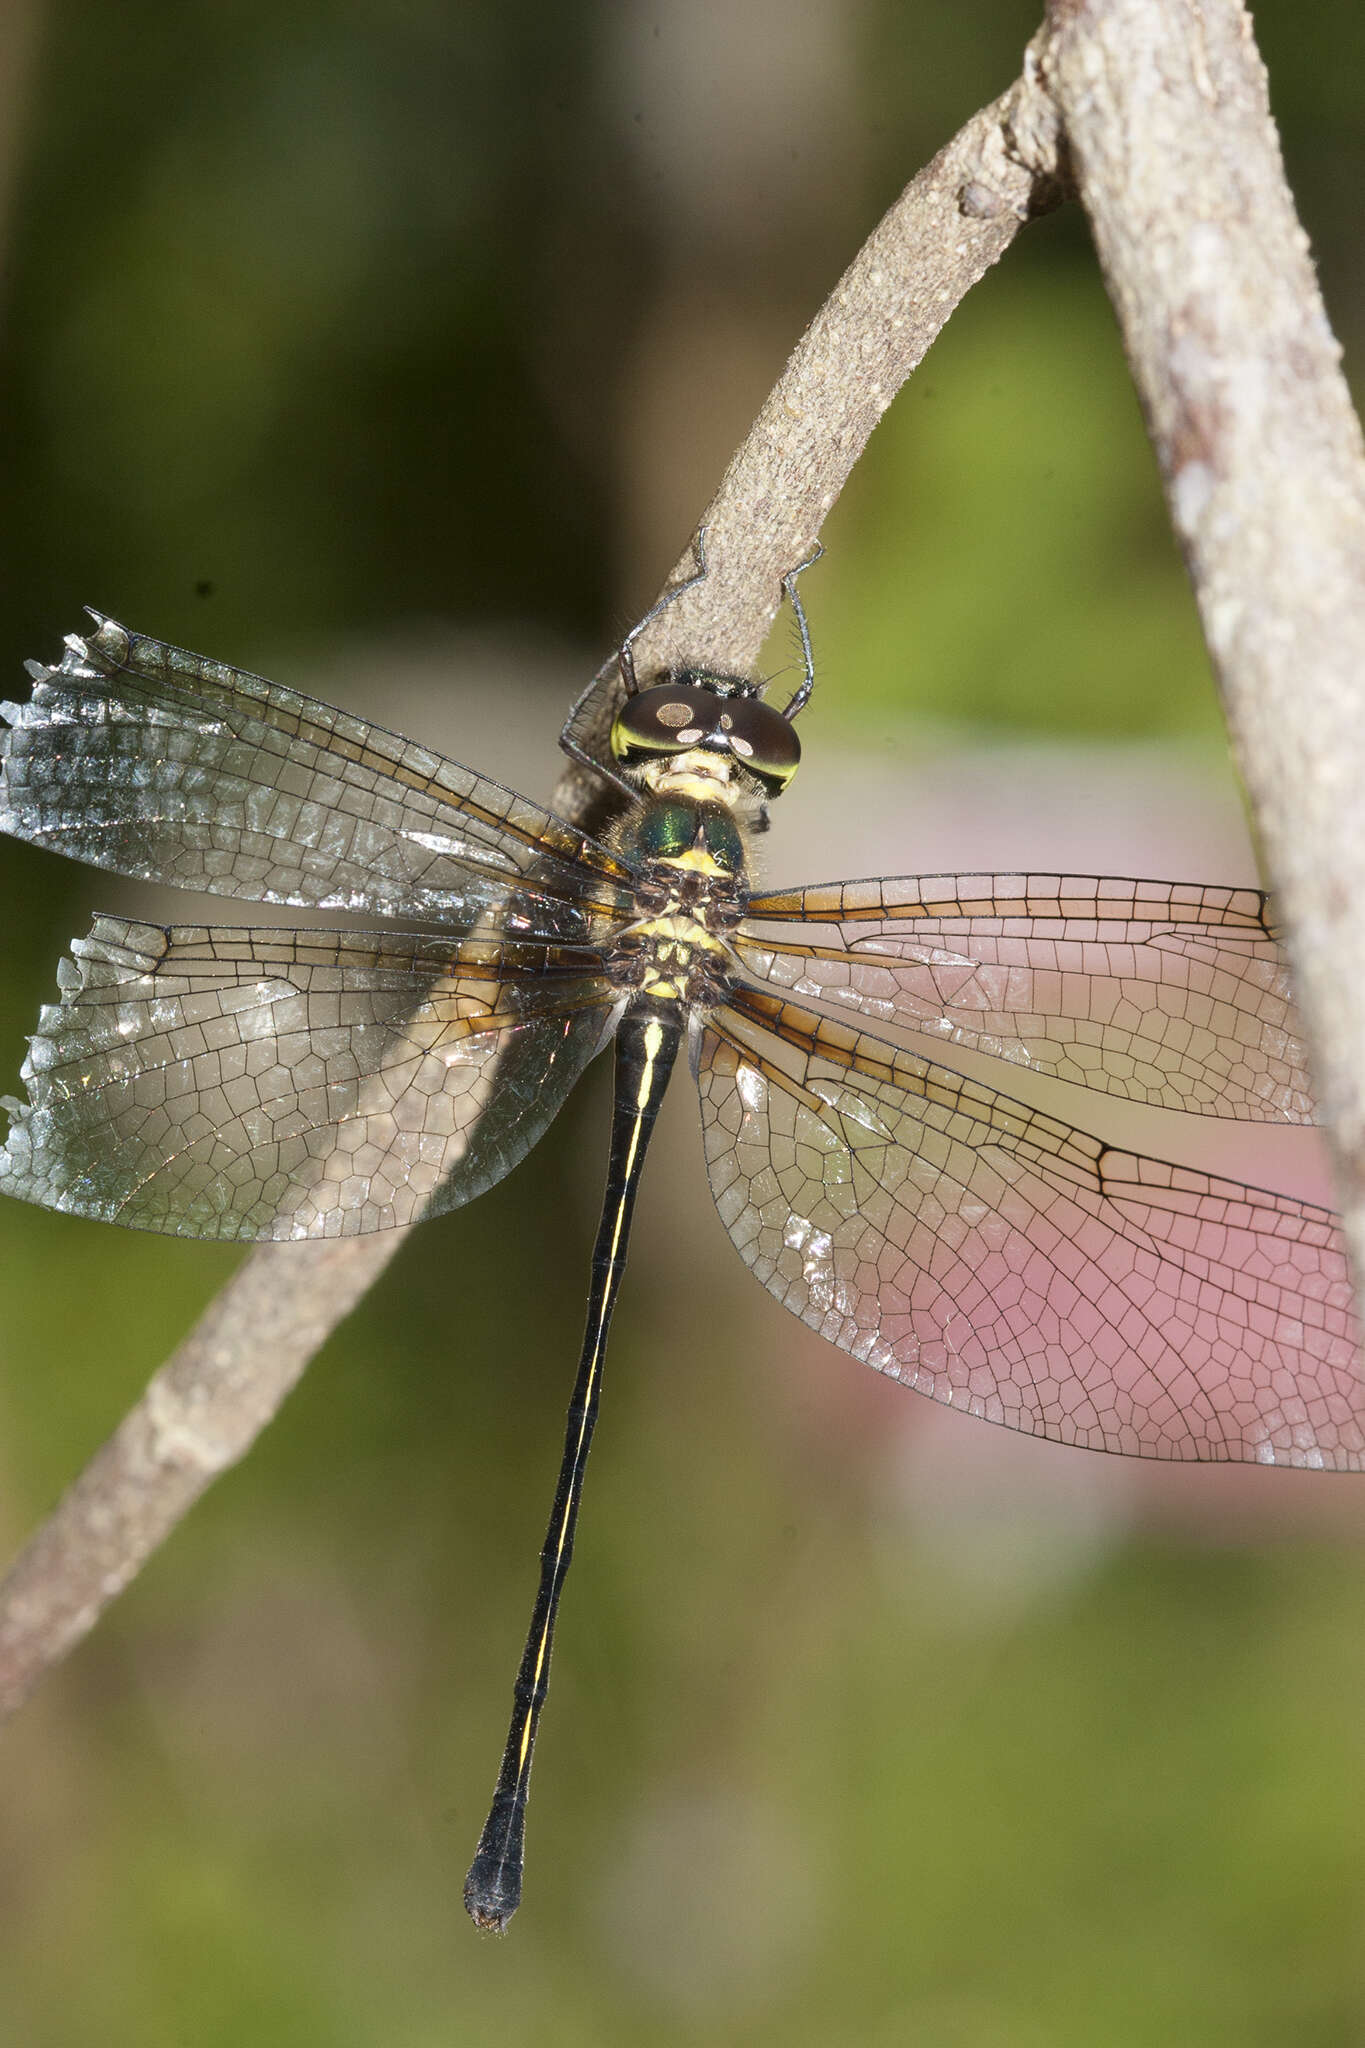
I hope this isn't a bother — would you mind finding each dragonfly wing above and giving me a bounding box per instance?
[694,984,1362,1469]
[1,920,616,1240]
[0,616,635,940]
[739,874,1310,1121]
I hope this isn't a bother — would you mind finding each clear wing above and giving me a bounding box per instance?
[0,616,636,941]
[739,874,1309,1121]
[1,919,616,1240]
[696,983,1362,1469]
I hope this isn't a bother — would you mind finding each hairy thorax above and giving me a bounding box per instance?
[606,777,751,1010]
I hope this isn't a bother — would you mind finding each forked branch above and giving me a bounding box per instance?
[2,0,1362,1720]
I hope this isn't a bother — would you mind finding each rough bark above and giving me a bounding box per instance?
[1035,0,1365,1281]
[556,69,1065,815]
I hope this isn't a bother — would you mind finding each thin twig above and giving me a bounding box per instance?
[1035,0,1365,1283]
[0,1237,397,1715]
[559,69,1066,812]
[0,72,1063,1718]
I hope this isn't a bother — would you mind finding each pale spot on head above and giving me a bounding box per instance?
[655,701,695,728]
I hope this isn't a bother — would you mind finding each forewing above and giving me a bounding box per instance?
[696,984,1362,1469]
[739,874,1309,1121]
[0,616,635,940]
[1,920,615,1240]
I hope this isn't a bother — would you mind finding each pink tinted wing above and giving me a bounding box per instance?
[738,874,1310,1121]
[695,983,1362,1468]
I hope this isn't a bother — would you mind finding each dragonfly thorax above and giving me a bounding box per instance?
[623,791,747,878]
[607,792,748,1008]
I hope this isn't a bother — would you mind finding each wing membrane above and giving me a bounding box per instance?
[696,983,1361,1469]
[1,919,615,1240]
[739,874,1309,1121]
[0,617,635,940]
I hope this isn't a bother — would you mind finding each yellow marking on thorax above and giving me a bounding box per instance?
[630,911,730,1002]
[664,845,728,876]
[629,911,730,951]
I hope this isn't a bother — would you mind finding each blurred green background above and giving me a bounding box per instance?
[2,3,1363,2043]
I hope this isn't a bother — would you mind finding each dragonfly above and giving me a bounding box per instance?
[0,548,1360,1931]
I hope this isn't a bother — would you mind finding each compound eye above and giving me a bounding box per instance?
[611,684,720,764]
[721,697,801,793]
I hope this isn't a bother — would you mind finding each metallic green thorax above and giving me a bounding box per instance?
[604,792,753,1011]
[626,793,746,874]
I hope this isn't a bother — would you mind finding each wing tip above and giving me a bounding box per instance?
[14,612,130,706]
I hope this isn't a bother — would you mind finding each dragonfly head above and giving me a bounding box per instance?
[610,671,801,801]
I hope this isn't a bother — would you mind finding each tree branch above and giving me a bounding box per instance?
[555,68,1065,814]
[1035,0,1365,1282]
[0,73,1064,1718]
[0,1237,397,1715]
